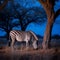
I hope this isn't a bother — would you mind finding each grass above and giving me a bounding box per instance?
[0,46,60,60]
[0,38,60,60]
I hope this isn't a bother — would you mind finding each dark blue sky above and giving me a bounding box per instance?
[0,0,60,36]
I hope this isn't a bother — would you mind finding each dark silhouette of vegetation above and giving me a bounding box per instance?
[0,10,20,40]
[0,0,8,10]
[11,0,47,31]
[52,35,60,39]
[0,0,47,41]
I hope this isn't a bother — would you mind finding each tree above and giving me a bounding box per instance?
[0,10,19,40]
[11,0,47,31]
[38,0,60,49]
[0,0,8,10]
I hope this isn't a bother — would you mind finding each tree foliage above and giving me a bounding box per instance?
[0,0,47,39]
[0,0,8,10]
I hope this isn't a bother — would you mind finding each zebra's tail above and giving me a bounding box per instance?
[29,31,38,41]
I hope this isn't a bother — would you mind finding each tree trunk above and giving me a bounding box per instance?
[6,30,11,46]
[38,0,60,49]
[21,26,26,31]
[42,12,55,49]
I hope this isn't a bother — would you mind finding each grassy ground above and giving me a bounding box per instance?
[0,46,60,60]
[0,38,60,60]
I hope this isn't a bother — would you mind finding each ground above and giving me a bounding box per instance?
[0,38,60,60]
[0,46,60,60]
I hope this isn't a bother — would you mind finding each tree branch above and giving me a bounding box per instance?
[0,0,8,10]
[38,0,48,10]
[54,9,60,19]
[39,0,46,4]
[0,25,7,30]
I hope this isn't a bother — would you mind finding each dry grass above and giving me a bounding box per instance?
[0,46,60,60]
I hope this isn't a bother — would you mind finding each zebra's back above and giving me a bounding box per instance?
[10,30,31,42]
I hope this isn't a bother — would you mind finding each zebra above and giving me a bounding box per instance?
[9,30,38,50]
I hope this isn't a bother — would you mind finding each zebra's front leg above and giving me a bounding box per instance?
[11,39,15,50]
[26,41,29,50]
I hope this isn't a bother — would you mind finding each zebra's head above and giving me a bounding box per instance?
[32,40,38,50]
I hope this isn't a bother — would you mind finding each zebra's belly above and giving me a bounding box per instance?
[24,34,30,42]
[16,36,23,42]
[15,33,31,42]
